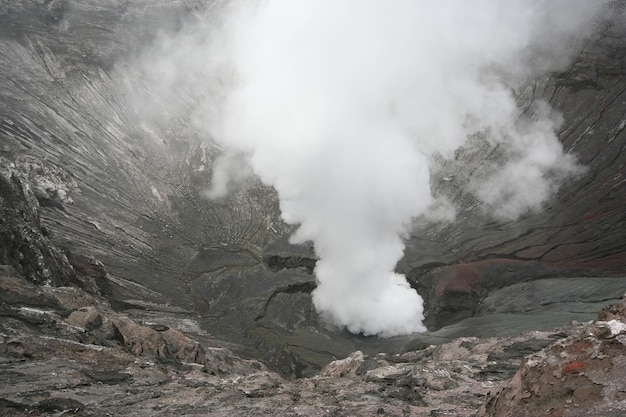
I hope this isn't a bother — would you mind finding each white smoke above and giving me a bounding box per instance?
[203,153,252,199]
[137,0,608,336]
[468,105,586,220]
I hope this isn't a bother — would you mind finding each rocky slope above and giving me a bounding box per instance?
[1,246,625,415]
[0,0,625,385]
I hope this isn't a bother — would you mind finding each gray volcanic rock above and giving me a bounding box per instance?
[479,296,626,417]
[0,0,625,379]
[3,278,625,415]
[0,159,75,286]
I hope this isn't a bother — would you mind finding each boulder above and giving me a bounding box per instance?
[111,316,206,364]
[66,306,102,331]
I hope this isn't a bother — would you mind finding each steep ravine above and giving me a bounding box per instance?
[1,0,625,380]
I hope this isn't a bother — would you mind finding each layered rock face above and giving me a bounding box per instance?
[410,13,626,329]
[1,0,625,380]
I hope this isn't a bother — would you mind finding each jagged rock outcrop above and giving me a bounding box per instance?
[479,295,626,417]
[0,270,203,366]
[0,159,75,286]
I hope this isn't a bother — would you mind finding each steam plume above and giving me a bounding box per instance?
[140,0,608,336]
